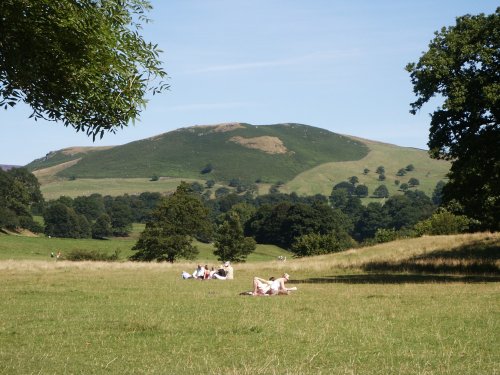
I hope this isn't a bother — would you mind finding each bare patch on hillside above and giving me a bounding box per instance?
[61,146,114,156]
[33,159,82,184]
[229,136,288,154]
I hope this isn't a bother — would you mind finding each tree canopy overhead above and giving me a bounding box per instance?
[0,0,168,139]
[406,8,500,230]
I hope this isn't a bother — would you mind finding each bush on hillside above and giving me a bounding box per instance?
[291,232,355,257]
[414,210,472,236]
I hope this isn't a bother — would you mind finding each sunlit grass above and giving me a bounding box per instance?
[0,232,498,374]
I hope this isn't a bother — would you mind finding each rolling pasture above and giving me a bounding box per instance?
[283,137,450,198]
[0,232,498,374]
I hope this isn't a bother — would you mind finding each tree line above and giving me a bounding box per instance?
[0,168,477,262]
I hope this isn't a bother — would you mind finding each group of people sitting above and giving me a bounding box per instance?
[182,261,234,280]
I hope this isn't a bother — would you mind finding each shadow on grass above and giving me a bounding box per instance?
[361,239,499,275]
[289,238,500,284]
[289,273,500,284]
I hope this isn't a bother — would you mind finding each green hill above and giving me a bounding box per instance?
[28,123,369,183]
[27,123,450,199]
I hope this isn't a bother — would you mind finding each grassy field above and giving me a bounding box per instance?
[39,177,203,200]
[0,233,498,374]
[283,137,450,199]
[0,225,290,264]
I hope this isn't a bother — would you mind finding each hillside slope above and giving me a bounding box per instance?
[28,123,369,183]
[283,137,450,198]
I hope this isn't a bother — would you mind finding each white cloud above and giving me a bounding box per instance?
[188,49,360,74]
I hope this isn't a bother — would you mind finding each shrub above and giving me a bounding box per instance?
[65,249,121,261]
[291,232,355,257]
[373,228,399,244]
[405,164,415,172]
[414,210,472,236]
[200,163,213,174]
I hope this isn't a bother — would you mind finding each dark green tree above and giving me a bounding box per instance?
[130,182,212,262]
[107,198,133,236]
[348,176,359,185]
[0,168,43,230]
[332,181,355,195]
[432,180,446,206]
[354,184,369,198]
[354,202,390,240]
[213,212,256,262]
[43,203,84,238]
[92,213,112,239]
[0,0,168,138]
[407,8,500,230]
[408,178,420,187]
[247,202,350,249]
[384,191,435,230]
[373,185,389,198]
[73,194,105,221]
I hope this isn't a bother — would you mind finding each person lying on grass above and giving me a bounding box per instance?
[251,273,296,296]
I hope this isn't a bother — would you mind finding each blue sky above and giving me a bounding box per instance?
[2,0,498,165]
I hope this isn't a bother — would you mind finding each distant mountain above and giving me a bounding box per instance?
[0,164,21,171]
[27,123,369,183]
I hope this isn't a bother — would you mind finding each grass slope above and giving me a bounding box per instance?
[283,137,450,198]
[27,146,114,171]
[0,233,498,374]
[30,123,369,183]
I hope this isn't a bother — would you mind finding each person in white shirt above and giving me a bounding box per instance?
[212,261,234,280]
[192,264,205,279]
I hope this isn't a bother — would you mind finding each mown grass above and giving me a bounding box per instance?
[0,233,498,374]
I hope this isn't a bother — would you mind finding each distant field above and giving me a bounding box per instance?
[283,138,450,199]
[0,233,498,374]
[38,138,449,200]
[39,177,203,200]
[0,226,290,263]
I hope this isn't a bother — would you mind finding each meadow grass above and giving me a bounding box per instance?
[0,233,498,374]
[0,225,290,264]
[39,177,203,200]
[283,138,450,199]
